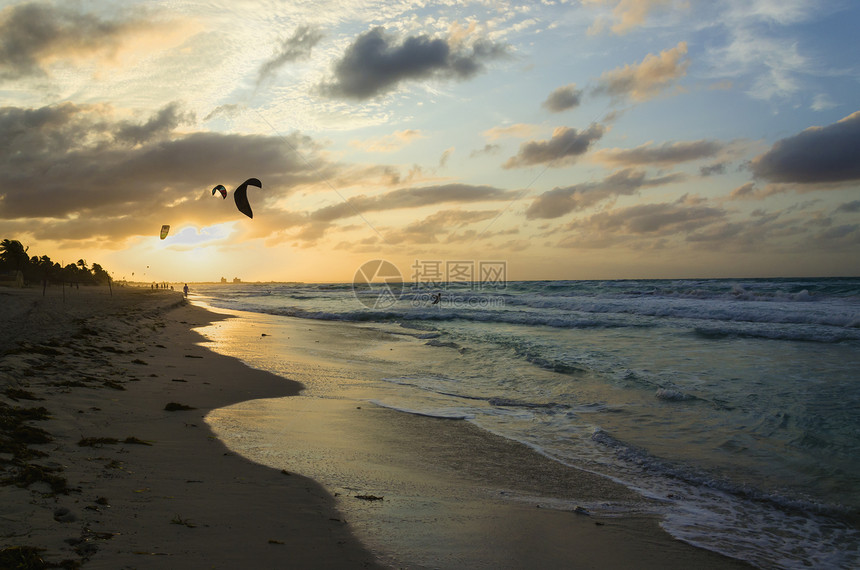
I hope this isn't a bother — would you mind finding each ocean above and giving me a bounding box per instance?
[191,276,860,569]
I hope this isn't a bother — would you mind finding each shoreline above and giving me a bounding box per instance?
[1,285,751,568]
[194,299,754,569]
[0,286,379,568]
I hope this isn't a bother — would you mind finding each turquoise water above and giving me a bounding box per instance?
[193,277,860,568]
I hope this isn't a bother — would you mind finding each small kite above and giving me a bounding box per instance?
[212,184,227,199]
[160,225,170,240]
[233,178,262,219]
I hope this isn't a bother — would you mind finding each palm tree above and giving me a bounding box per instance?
[0,239,29,270]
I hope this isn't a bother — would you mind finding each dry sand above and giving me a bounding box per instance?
[0,285,378,569]
[0,285,752,569]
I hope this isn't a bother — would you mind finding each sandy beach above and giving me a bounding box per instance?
[0,285,378,569]
[1,285,752,568]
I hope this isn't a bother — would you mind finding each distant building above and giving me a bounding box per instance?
[220,277,227,284]
[233,277,242,284]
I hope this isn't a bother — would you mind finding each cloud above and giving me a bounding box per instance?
[702,1,829,102]
[482,123,540,141]
[350,129,425,153]
[592,42,689,102]
[439,147,454,168]
[114,102,196,146]
[526,168,684,219]
[593,139,723,167]
[700,162,727,176]
[729,182,757,200]
[318,26,507,100]
[542,84,583,112]
[310,184,519,223]
[257,25,323,84]
[0,2,162,79]
[811,93,837,112]
[836,200,860,214]
[385,209,498,244]
[470,144,501,158]
[751,111,860,184]
[0,102,324,241]
[584,0,679,35]
[503,124,606,169]
[567,199,727,237]
[203,104,244,122]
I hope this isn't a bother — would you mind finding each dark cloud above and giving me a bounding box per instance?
[572,200,726,236]
[595,140,724,167]
[751,111,860,184]
[257,25,323,84]
[310,184,519,222]
[0,102,323,241]
[700,162,727,176]
[526,168,684,219]
[203,103,243,122]
[319,27,507,100]
[503,124,605,169]
[836,200,860,213]
[542,84,583,112]
[0,2,147,79]
[115,102,195,146]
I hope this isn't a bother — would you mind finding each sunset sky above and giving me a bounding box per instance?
[1,0,858,283]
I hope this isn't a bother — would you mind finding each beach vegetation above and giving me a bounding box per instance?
[0,238,114,287]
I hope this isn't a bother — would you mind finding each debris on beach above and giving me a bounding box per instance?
[78,437,119,447]
[164,402,196,411]
[123,436,153,446]
[171,514,196,528]
[354,494,384,501]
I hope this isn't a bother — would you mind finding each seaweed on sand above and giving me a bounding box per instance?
[3,388,42,401]
[0,403,52,460]
[1,463,68,494]
[77,436,152,447]
[0,545,81,569]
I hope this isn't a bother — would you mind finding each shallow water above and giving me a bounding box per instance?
[192,278,860,569]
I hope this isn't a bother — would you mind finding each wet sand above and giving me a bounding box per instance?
[0,285,751,568]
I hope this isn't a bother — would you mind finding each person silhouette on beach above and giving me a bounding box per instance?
[183,283,189,297]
